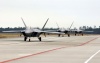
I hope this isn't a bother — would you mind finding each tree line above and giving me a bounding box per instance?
[0,27,25,32]
[79,26,100,34]
[0,26,100,34]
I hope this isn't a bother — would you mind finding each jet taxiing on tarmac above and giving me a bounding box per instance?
[56,21,92,36]
[3,18,64,42]
[56,21,74,37]
[71,29,83,36]
[72,29,94,36]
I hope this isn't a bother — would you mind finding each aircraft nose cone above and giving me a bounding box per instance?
[25,30,32,33]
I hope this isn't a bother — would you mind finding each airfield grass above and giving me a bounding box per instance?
[0,33,21,38]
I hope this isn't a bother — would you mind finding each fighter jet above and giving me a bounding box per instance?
[72,29,83,36]
[56,21,74,37]
[3,18,65,41]
[71,29,93,36]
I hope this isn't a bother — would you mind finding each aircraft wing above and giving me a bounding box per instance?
[70,29,94,32]
[34,30,65,34]
[82,31,94,32]
[44,31,65,34]
[2,30,25,33]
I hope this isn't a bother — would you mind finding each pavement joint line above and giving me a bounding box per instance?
[0,37,99,63]
[84,50,100,63]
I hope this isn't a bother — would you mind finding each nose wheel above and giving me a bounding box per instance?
[29,38,31,42]
[58,34,61,37]
[24,37,31,42]
[68,34,70,37]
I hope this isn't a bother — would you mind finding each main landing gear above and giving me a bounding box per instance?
[24,37,42,42]
[24,36,27,41]
[38,37,41,41]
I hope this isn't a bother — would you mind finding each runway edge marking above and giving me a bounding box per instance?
[0,46,67,63]
[84,50,100,63]
[79,37,99,46]
[0,37,99,63]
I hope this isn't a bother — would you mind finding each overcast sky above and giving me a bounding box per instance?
[0,0,100,29]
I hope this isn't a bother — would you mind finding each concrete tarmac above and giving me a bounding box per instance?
[0,35,100,63]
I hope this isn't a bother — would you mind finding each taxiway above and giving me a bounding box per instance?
[0,35,100,63]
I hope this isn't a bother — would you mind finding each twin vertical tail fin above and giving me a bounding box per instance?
[56,22,60,30]
[21,17,49,30]
[21,17,27,28]
[42,18,49,30]
[69,21,74,30]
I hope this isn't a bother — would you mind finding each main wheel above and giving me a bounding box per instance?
[82,33,83,36]
[58,34,60,37]
[68,34,70,37]
[24,37,27,41]
[38,37,41,41]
